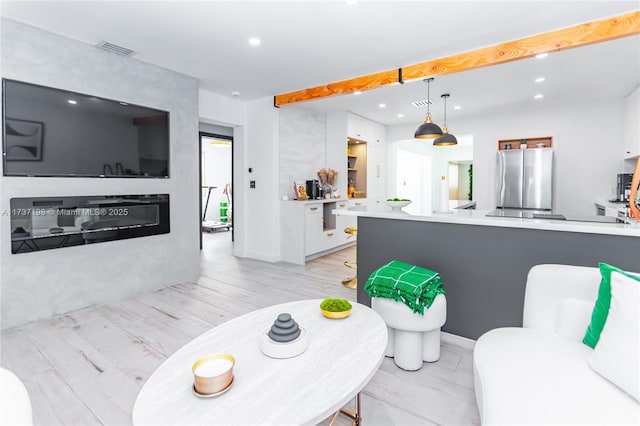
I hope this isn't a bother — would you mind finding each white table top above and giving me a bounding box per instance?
[132,299,387,426]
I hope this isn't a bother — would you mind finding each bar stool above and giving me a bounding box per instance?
[342,227,357,289]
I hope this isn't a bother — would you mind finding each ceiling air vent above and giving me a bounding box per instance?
[412,99,432,108]
[95,41,137,57]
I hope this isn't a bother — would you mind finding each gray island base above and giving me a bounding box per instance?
[356,216,640,340]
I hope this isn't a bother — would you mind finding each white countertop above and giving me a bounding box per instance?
[333,204,640,237]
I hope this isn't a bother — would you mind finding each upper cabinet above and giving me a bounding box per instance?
[623,86,640,160]
[326,112,387,201]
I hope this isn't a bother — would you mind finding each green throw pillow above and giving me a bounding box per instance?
[583,263,640,348]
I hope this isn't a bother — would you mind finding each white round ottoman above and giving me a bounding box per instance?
[372,295,447,370]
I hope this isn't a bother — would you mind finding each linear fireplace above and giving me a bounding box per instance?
[10,194,170,254]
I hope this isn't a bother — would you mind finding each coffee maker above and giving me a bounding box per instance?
[617,173,633,202]
[305,180,322,200]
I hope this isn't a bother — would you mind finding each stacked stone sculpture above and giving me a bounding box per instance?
[267,313,301,342]
[260,312,309,359]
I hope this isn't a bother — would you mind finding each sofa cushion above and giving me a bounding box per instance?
[583,264,640,348]
[554,298,594,342]
[589,272,640,402]
[474,327,640,425]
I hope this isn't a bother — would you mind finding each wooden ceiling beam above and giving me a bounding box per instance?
[274,11,640,107]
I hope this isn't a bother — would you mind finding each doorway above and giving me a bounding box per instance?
[396,148,432,214]
[199,130,234,249]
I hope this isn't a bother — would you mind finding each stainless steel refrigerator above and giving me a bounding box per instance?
[496,148,553,210]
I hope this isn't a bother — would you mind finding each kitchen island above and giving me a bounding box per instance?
[334,204,640,340]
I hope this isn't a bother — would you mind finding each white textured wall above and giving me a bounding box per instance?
[242,97,280,262]
[0,19,200,329]
[388,98,625,215]
[278,107,327,199]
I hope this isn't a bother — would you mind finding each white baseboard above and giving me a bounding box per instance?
[441,331,476,350]
[240,250,280,263]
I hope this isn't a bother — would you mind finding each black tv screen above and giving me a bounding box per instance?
[2,79,169,178]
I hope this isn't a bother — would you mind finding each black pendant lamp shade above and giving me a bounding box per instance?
[414,78,443,139]
[433,93,458,146]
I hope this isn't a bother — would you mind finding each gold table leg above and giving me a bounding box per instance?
[330,392,361,426]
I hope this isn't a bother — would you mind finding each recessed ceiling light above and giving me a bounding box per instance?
[535,77,546,83]
[378,103,386,108]
[453,105,461,110]
[231,91,240,97]
[249,37,261,46]
[535,52,548,59]
[67,100,77,104]
[353,90,361,95]
[397,113,404,118]
[534,94,544,99]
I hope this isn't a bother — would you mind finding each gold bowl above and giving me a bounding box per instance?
[192,353,235,395]
[320,308,352,319]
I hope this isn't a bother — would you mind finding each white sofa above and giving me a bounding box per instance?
[0,367,32,425]
[473,264,640,425]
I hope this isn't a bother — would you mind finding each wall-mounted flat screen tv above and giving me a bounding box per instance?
[2,79,170,178]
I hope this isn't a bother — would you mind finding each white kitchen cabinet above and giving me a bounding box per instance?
[623,86,640,159]
[280,200,355,265]
[366,143,386,200]
[304,204,323,255]
[369,120,386,145]
[347,113,372,142]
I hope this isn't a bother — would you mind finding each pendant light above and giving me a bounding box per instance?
[414,78,443,139]
[433,93,458,146]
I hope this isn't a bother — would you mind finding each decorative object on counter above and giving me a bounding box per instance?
[320,298,353,319]
[317,168,339,199]
[434,176,453,214]
[348,179,356,198]
[433,94,458,146]
[414,78,443,140]
[260,313,309,358]
[297,184,308,200]
[505,143,512,150]
[192,353,235,397]
[629,157,640,223]
[384,198,412,211]
[520,139,528,149]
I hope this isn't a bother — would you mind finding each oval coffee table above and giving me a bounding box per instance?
[132,299,387,425]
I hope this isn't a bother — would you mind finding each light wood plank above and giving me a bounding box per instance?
[364,368,480,425]
[1,328,52,379]
[22,318,140,425]
[23,369,101,426]
[58,309,166,384]
[96,300,201,357]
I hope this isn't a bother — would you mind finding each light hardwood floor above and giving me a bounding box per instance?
[1,231,480,425]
